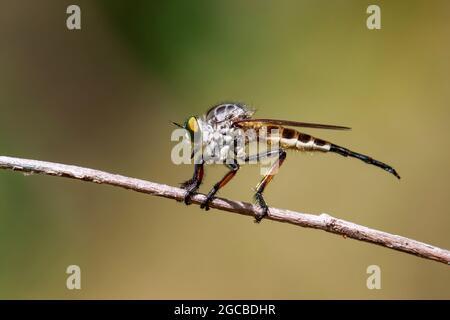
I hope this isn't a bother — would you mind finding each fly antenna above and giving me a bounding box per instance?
[172,121,184,128]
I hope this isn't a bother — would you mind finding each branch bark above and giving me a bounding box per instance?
[0,155,449,265]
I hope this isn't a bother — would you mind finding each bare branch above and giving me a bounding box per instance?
[0,155,449,265]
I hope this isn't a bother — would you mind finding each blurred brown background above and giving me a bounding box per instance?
[0,0,449,299]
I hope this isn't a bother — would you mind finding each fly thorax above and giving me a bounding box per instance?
[202,124,237,163]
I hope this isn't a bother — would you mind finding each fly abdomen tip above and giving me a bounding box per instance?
[390,168,401,180]
[330,143,400,180]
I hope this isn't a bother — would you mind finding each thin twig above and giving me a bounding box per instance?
[0,155,449,265]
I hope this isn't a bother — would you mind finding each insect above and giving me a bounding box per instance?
[173,102,400,222]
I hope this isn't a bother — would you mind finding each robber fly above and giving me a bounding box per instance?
[173,102,400,222]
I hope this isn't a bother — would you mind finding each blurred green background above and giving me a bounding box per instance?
[0,0,449,299]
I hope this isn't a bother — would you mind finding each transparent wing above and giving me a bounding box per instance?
[233,118,351,130]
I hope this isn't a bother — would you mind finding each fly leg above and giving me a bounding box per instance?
[200,160,240,211]
[181,161,204,205]
[253,149,287,223]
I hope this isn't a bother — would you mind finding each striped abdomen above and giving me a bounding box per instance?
[246,124,400,179]
[262,125,331,152]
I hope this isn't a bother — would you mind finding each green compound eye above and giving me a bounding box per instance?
[187,117,198,133]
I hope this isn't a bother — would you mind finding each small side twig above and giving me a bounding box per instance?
[0,155,449,265]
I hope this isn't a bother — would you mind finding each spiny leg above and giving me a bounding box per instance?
[253,149,287,223]
[200,161,240,211]
[199,149,282,212]
[244,149,282,163]
[181,161,204,205]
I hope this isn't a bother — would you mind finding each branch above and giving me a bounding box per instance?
[0,155,449,266]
